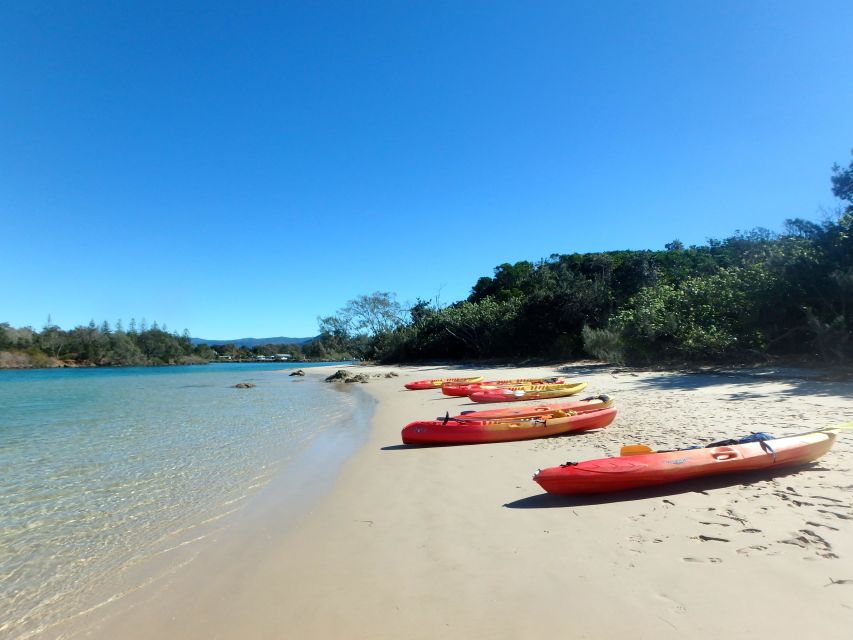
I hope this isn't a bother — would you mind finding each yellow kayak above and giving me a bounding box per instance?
[405,376,484,390]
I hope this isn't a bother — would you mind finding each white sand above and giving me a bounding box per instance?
[57,363,853,639]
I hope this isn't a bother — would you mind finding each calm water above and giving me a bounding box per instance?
[0,363,369,639]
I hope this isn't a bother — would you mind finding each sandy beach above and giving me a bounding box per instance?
[62,362,853,639]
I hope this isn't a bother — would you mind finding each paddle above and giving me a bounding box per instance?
[618,421,853,457]
[815,421,853,435]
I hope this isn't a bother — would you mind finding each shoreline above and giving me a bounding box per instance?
[54,362,853,639]
[0,359,351,370]
[13,367,374,640]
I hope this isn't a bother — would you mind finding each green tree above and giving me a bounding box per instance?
[469,261,535,303]
[611,265,775,361]
[0,322,12,350]
[831,149,853,213]
[107,332,146,364]
[343,292,406,336]
[39,325,67,358]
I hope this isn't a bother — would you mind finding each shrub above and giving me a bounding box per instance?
[581,325,625,364]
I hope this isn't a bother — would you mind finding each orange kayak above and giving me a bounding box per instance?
[452,395,612,420]
[469,382,588,403]
[402,407,617,445]
[404,376,484,390]
[442,377,565,397]
[533,429,838,495]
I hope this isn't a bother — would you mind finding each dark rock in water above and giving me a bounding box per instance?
[324,369,369,384]
[289,369,305,376]
[233,382,256,388]
[384,372,399,378]
[325,370,352,383]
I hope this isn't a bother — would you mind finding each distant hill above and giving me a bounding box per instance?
[191,336,316,348]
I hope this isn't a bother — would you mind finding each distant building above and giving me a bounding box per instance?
[274,354,291,360]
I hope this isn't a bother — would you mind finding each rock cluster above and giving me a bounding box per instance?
[324,369,369,384]
[233,382,256,388]
[289,369,305,376]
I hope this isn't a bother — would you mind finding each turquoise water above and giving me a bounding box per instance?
[0,363,369,639]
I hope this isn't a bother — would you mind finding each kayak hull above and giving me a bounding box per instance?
[405,376,484,390]
[533,430,837,495]
[402,407,617,445]
[470,382,588,403]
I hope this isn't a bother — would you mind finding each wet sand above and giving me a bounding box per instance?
[58,363,853,639]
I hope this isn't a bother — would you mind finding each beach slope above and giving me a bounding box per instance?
[72,363,853,640]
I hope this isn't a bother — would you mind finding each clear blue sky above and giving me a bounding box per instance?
[2,1,852,338]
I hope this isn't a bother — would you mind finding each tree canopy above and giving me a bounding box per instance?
[319,153,853,366]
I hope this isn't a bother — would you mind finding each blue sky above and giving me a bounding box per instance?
[2,1,852,338]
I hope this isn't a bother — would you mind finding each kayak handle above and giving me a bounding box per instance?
[711,447,739,461]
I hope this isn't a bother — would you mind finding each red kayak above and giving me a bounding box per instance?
[469,382,587,403]
[442,377,565,397]
[402,407,616,445]
[404,376,484,391]
[533,429,838,495]
[452,395,612,420]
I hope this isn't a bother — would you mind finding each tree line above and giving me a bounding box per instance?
[0,319,332,368]
[0,319,217,368]
[318,152,853,366]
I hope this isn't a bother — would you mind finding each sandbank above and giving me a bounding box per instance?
[57,362,853,639]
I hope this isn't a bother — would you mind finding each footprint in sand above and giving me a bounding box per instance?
[737,544,768,555]
[810,495,844,503]
[682,557,723,563]
[719,508,748,525]
[818,509,853,521]
[825,578,853,587]
[791,500,815,507]
[693,534,730,543]
[806,520,839,531]
[654,593,687,615]
[779,529,838,559]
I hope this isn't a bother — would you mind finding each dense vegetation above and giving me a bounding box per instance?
[319,152,853,366]
[0,316,332,368]
[0,319,324,368]
[0,320,217,368]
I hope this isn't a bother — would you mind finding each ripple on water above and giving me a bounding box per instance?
[0,364,367,639]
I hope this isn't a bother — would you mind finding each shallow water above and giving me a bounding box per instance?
[0,363,368,639]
